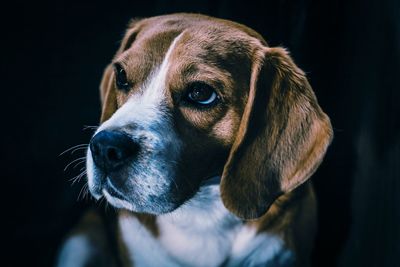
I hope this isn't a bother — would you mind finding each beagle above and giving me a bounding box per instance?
[58,13,333,267]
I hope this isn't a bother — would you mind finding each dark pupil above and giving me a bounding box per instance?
[115,65,129,90]
[190,85,212,101]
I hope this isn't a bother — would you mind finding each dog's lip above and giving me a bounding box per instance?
[103,178,127,201]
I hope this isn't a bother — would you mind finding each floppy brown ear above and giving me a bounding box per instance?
[221,47,333,219]
[99,64,117,123]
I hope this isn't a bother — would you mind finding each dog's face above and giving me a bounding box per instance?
[86,14,333,219]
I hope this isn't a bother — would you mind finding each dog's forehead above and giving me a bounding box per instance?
[133,13,266,46]
[122,14,266,69]
[117,14,265,102]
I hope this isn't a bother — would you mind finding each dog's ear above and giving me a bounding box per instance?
[221,47,333,219]
[99,64,117,123]
[99,19,143,123]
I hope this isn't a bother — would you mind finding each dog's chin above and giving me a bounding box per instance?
[88,176,186,215]
[102,189,183,214]
[89,174,222,215]
[102,189,135,210]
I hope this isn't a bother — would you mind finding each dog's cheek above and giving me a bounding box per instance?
[178,104,227,131]
[210,109,241,146]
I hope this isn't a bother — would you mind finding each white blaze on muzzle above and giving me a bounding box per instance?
[86,33,185,212]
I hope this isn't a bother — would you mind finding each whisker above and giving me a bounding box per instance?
[60,144,88,156]
[83,185,91,201]
[98,198,108,211]
[70,172,85,184]
[64,157,86,171]
[83,125,99,131]
[72,160,86,169]
[70,147,89,155]
[70,170,87,185]
[78,183,89,201]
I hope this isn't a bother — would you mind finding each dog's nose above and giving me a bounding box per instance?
[90,130,139,173]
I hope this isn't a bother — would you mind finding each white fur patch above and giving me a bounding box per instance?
[157,183,241,267]
[227,228,295,266]
[231,225,258,255]
[119,215,181,267]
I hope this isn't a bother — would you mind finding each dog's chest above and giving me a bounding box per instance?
[157,184,241,267]
[118,184,292,267]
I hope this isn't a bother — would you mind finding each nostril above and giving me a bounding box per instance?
[106,147,121,162]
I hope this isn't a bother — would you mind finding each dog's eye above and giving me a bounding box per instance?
[114,64,130,92]
[186,82,219,106]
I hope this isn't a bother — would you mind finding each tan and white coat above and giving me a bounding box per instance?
[57,13,332,267]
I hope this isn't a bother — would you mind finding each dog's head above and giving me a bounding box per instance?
[86,14,333,219]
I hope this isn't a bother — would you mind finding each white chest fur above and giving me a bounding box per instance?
[118,182,294,267]
[157,184,241,267]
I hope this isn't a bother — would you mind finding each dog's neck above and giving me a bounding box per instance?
[118,178,245,267]
[158,181,242,266]
[117,178,300,267]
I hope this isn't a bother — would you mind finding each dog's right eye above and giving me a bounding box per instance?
[114,64,131,92]
[185,82,219,107]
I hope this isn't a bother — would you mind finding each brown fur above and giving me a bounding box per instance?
[221,46,333,219]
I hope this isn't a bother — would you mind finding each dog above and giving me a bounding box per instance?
[57,13,333,267]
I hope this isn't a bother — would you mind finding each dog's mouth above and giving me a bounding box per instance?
[99,174,221,201]
[90,174,221,212]
[100,178,136,210]
[103,178,127,200]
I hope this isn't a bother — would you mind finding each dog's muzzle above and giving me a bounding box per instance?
[86,119,185,214]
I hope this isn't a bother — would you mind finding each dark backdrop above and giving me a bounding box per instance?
[3,1,399,267]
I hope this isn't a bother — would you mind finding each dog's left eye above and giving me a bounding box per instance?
[114,63,131,92]
[186,82,219,106]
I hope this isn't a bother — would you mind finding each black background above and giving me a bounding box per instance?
[3,0,399,266]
